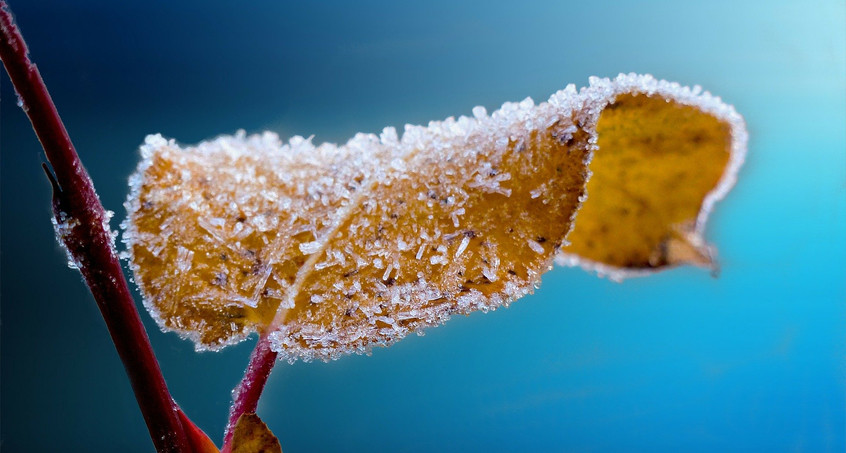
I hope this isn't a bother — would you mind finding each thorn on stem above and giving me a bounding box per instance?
[41,161,61,194]
[42,162,67,217]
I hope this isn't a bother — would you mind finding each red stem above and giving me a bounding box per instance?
[222,334,278,452]
[0,3,191,452]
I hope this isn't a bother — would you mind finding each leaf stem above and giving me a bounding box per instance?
[222,334,278,452]
[0,3,191,452]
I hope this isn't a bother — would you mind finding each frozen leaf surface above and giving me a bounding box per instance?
[266,96,592,361]
[123,131,397,349]
[123,73,746,360]
[124,86,593,357]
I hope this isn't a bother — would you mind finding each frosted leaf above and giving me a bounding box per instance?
[123,73,746,360]
[124,130,394,349]
[125,83,591,355]
[263,98,592,362]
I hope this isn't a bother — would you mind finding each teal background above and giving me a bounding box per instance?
[2,1,844,451]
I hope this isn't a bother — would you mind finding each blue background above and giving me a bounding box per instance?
[2,1,844,451]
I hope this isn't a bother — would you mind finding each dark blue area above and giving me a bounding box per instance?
[2,1,844,451]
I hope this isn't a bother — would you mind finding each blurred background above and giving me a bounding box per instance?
[2,1,844,451]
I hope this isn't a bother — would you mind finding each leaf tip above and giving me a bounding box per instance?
[229,413,282,453]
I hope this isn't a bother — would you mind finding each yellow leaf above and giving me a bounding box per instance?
[557,75,747,280]
[123,74,746,360]
[229,413,282,453]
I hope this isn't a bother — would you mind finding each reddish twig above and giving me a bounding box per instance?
[222,334,278,452]
[0,3,192,452]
